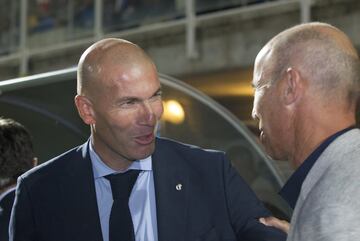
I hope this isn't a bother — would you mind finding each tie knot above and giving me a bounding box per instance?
[105,170,140,200]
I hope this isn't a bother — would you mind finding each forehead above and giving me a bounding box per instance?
[253,46,274,88]
[101,61,160,96]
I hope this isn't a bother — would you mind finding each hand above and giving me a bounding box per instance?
[259,216,290,234]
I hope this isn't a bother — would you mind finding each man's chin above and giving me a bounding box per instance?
[264,145,277,160]
[134,142,156,160]
[265,149,286,162]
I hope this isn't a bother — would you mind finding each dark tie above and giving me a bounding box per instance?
[105,170,140,241]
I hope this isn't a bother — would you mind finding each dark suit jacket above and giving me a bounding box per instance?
[0,187,15,241]
[10,137,286,241]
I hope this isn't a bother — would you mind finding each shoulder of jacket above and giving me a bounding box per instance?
[156,136,225,156]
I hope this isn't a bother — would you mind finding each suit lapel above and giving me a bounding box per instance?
[59,142,103,241]
[153,139,189,241]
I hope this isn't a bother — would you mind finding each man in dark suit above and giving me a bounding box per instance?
[0,118,36,241]
[10,38,286,241]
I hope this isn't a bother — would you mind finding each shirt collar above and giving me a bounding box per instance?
[89,140,152,179]
[279,126,355,209]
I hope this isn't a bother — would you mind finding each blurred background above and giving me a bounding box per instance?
[0,0,359,123]
[1,0,360,218]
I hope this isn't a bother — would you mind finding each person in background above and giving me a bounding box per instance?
[0,118,37,241]
[10,38,286,241]
[251,22,360,240]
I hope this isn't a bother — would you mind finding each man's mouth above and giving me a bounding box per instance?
[134,132,155,145]
[260,130,265,143]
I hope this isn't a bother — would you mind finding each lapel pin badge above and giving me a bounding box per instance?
[176,184,182,191]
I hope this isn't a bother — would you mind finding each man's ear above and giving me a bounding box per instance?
[32,157,38,167]
[74,95,96,125]
[281,67,304,105]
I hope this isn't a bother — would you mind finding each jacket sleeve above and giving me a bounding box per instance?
[222,154,287,241]
[9,176,37,241]
[292,203,358,241]
[290,161,360,241]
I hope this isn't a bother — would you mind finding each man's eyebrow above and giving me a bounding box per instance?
[252,81,272,89]
[115,96,140,103]
[152,87,162,96]
[115,88,162,103]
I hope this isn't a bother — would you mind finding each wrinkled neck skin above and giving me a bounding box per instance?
[290,103,356,168]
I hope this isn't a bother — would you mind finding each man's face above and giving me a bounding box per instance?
[251,47,291,161]
[89,60,163,165]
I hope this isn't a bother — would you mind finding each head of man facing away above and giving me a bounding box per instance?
[75,38,163,172]
[0,118,36,193]
[252,22,360,168]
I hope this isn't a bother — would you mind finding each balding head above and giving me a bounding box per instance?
[74,38,162,170]
[252,22,360,164]
[260,22,360,107]
[77,38,155,97]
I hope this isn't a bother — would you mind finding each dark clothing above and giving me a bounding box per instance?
[279,126,355,208]
[10,137,286,241]
[0,187,15,241]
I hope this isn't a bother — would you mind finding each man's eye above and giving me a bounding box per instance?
[153,92,162,98]
[120,100,137,107]
[149,92,162,101]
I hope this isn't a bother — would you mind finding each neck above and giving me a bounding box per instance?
[93,147,133,172]
[91,137,133,172]
[291,108,355,168]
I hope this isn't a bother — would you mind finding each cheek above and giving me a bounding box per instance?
[266,109,288,144]
[153,100,164,119]
[107,111,135,130]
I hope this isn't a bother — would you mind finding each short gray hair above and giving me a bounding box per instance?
[268,22,360,105]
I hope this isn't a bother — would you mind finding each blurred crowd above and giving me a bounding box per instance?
[0,0,271,46]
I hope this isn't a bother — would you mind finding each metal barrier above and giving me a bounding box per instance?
[0,67,292,218]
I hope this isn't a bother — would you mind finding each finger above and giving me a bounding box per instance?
[259,216,290,233]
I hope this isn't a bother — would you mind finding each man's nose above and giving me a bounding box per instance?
[251,108,258,121]
[138,100,156,125]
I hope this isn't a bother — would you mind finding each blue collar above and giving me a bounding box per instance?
[88,140,152,180]
[279,126,355,209]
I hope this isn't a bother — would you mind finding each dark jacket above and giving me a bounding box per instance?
[10,137,286,241]
[0,187,15,241]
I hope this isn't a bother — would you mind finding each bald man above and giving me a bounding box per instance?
[10,39,286,241]
[251,22,360,240]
